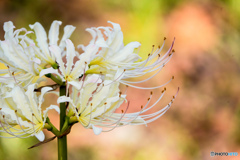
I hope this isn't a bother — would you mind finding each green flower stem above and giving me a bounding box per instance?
[61,117,70,133]
[45,73,63,85]
[58,85,68,160]
[45,117,61,136]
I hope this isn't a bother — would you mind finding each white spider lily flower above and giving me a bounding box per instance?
[0,21,44,86]
[58,74,178,135]
[29,20,76,65]
[79,21,175,89]
[40,39,91,89]
[0,83,59,141]
[0,20,76,87]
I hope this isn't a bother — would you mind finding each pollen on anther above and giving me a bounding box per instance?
[124,69,126,72]
[100,71,102,74]
[173,96,175,99]
[148,98,150,101]
[172,76,174,79]
[148,53,151,56]
[158,54,161,57]
[7,65,9,68]
[90,103,93,106]
[85,61,87,64]
[12,72,15,76]
[152,45,155,48]
[104,102,107,105]
[32,113,35,116]
[172,49,175,52]
[15,110,17,113]
[164,87,166,91]
[0,108,2,110]
[158,45,161,49]
[141,105,143,109]
[3,115,5,118]
[150,91,153,95]
[121,110,124,113]
[164,37,167,40]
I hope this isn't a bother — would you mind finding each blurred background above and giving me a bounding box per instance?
[0,0,240,160]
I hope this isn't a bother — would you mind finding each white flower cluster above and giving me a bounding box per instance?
[0,21,177,141]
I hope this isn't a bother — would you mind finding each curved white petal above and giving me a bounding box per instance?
[59,25,76,50]
[86,28,97,44]
[96,38,109,48]
[26,84,41,121]
[68,80,82,90]
[39,67,63,79]
[109,42,141,62]
[11,86,32,120]
[43,105,60,117]
[57,96,72,104]
[29,22,50,59]
[49,45,66,76]
[35,131,45,142]
[65,39,75,74]
[92,124,102,135]
[3,21,15,39]
[49,20,62,45]
[43,104,60,123]
[107,21,123,51]
[38,86,53,112]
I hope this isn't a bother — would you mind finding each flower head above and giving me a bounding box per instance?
[0,83,59,141]
[58,75,178,135]
[0,21,42,86]
[80,21,175,88]
[0,20,178,142]
[29,20,76,65]
[0,21,75,87]
[40,39,91,89]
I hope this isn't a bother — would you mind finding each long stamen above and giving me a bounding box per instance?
[120,76,173,90]
[14,110,29,134]
[102,101,130,131]
[1,114,27,138]
[85,103,93,128]
[103,69,126,87]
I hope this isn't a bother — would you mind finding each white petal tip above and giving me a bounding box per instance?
[53,20,62,25]
[92,125,102,135]
[35,131,45,142]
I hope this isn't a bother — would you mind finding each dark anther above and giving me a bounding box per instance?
[79,74,83,78]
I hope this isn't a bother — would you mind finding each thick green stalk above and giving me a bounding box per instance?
[58,85,67,160]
